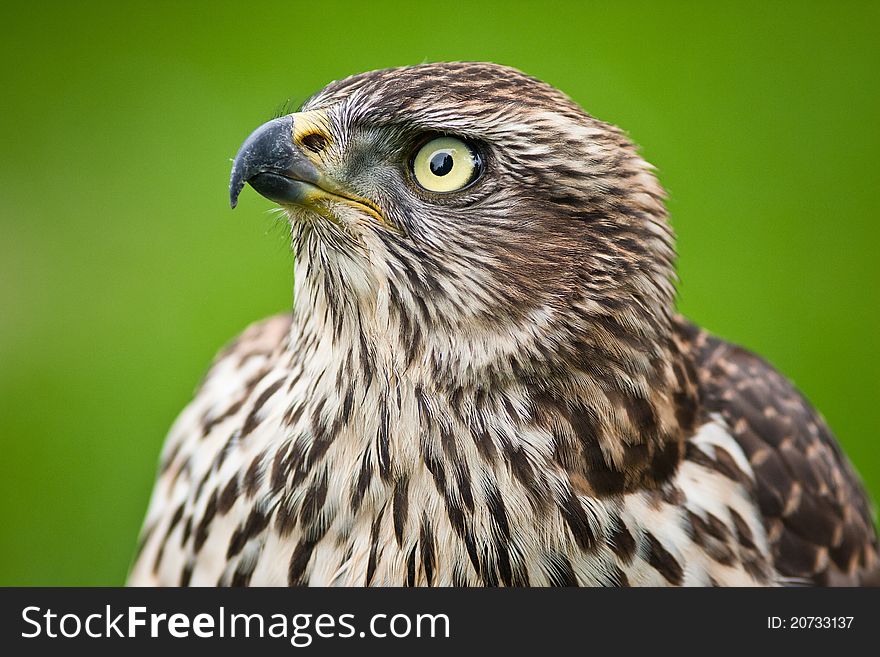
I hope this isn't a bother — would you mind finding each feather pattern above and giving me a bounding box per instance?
[129,63,877,587]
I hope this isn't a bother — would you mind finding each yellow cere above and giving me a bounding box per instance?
[292,110,333,156]
[412,136,476,192]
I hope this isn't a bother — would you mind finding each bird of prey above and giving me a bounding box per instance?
[129,62,878,587]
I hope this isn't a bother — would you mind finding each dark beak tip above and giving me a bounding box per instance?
[229,156,248,209]
[229,177,242,209]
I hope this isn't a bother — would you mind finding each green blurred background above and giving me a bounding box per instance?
[1,1,877,585]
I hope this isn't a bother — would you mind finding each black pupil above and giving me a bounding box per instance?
[429,151,454,176]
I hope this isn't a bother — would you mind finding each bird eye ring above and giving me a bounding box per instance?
[411,136,482,193]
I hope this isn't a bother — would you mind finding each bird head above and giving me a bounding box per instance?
[230,62,677,384]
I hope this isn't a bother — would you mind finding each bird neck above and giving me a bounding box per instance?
[290,250,699,496]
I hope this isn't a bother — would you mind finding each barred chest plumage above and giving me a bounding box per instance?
[130,308,776,587]
[130,62,878,588]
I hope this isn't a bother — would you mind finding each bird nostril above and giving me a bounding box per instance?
[301,132,330,153]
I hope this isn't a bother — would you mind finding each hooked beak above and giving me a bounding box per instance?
[229,113,387,227]
[229,115,320,209]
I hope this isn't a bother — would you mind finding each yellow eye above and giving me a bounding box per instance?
[412,136,480,192]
